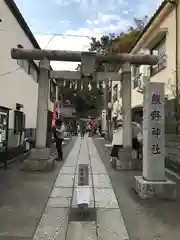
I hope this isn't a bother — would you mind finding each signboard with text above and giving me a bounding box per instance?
[78,164,89,186]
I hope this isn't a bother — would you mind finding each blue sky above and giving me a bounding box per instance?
[14,0,163,70]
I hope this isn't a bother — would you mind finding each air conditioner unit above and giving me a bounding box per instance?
[137,75,149,93]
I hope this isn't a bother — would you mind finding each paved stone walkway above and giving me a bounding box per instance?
[94,137,180,240]
[33,136,129,240]
[0,137,73,240]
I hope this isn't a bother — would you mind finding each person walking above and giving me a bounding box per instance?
[110,121,123,164]
[80,120,85,138]
[132,122,143,159]
[110,121,142,163]
[54,119,65,161]
[98,123,102,136]
[87,123,91,137]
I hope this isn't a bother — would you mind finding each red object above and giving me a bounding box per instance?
[52,103,56,126]
[88,119,92,124]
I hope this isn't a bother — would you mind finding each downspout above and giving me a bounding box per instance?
[169,1,178,118]
[175,1,178,118]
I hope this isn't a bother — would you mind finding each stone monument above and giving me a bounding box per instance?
[133,82,177,199]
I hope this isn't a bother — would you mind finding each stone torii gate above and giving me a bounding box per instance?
[11,48,157,171]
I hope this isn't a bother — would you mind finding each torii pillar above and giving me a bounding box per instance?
[122,63,132,149]
[21,59,55,171]
[10,48,158,172]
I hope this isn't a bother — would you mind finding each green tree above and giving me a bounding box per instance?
[89,33,117,54]
[88,16,148,71]
[73,16,148,117]
[134,15,148,32]
[59,80,76,104]
[73,89,101,117]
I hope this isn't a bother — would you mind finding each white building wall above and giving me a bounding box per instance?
[131,4,177,108]
[111,80,122,120]
[0,1,53,133]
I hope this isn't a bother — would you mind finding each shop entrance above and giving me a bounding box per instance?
[0,106,11,169]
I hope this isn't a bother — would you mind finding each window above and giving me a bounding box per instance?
[113,84,118,102]
[133,65,140,76]
[50,81,56,94]
[17,44,38,81]
[150,37,167,76]
[108,88,111,103]
[17,58,29,74]
[29,61,38,81]
[14,111,25,134]
[133,65,141,89]
[50,81,56,101]
[23,60,30,74]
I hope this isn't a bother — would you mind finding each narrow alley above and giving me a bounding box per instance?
[1,137,180,239]
[33,136,129,240]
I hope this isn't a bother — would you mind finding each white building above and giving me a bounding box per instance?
[130,0,179,122]
[111,79,123,121]
[0,0,54,151]
[110,0,180,124]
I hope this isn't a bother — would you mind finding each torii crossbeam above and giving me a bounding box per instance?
[11,48,158,172]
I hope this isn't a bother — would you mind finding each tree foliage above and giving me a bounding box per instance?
[71,16,148,116]
[88,16,148,72]
[73,88,103,117]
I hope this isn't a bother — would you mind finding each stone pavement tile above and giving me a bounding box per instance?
[55,174,74,188]
[91,164,107,174]
[47,197,71,208]
[63,160,77,167]
[72,187,95,208]
[33,207,68,240]
[66,221,97,240]
[0,237,31,240]
[93,174,112,188]
[50,187,73,198]
[97,208,129,240]
[0,139,76,239]
[94,137,180,240]
[59,166,76,174]
[94,188,119,209]
[74,173,93,187]
[63,138,81,159]
[78,154,89,165]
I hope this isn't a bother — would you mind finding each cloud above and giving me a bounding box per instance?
[52,0,71,6]
[74,0,127,13]
[35,28,96,70]
[97,13,121,23]
[35,16,132,71]
[134,0,163,17]
[14,0,164,71]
